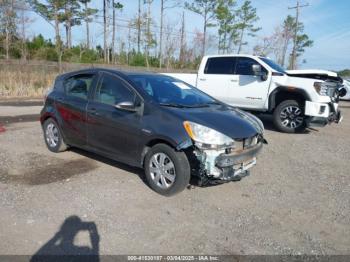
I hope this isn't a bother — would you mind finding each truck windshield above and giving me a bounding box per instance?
[128,74,217,107]
[260,57,286,74]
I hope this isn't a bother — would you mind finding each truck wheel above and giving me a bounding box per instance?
[273,100,306,133]
[43,118,68,153]
[144,144,191,196]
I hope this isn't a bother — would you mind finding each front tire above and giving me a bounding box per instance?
[273,100,306,133]
[144,144,191,196]
[43,118,68,153]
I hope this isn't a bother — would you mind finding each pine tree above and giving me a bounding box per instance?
[185,0,217,56]
[29,0,66,70]
[235,0,261,53]
[79,0,98,49]
[215,0,237,54]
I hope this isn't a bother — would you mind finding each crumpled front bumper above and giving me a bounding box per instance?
[194,140,264,186]
[305,101,343,127]
[215,143,263,182]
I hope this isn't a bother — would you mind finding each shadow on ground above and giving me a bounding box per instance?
[69,147,147,184]
[30,216,100,262]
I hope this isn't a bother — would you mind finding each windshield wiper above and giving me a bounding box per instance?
[159,103,186,108]
[206,101,222,105]
[159,103,209,108]
[183,104,210,108]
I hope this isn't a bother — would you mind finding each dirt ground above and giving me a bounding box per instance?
[0,99,349,256]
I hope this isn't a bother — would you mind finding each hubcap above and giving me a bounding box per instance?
[45,123,59,148]
[280,105,304,129]
[149,153,176,189]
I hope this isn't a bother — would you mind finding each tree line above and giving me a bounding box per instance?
[0,0,313,70]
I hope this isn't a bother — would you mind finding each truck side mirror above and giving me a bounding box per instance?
[252,64,268,81]
[252,64,262,76]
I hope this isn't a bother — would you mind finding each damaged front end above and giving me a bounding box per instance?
[185,134,265,186]
[178,119,266,187]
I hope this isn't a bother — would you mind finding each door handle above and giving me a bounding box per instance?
[230,79,238,82]
[199,78,206,81]
[88,108,99,115]
[57,97,64,101]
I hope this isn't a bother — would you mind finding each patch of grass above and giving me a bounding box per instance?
[0,59,195,97]
[0,67,56,97]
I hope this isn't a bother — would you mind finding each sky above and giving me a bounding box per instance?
[25,0,350,70]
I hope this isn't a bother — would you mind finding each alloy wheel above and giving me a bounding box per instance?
[280,105,304,129]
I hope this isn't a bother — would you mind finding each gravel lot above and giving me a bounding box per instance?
[0,99,349,256]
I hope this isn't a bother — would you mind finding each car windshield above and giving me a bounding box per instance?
[260,57,286,74]
[128,74,217,107]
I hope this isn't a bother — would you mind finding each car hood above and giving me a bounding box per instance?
[164,105,264,139]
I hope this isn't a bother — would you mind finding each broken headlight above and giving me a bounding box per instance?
[314,82,328,96]
[183,121,234,149]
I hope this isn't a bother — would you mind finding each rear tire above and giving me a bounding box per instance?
[43,118,68,153]
[273,100,306,133]
[144,144,190,196]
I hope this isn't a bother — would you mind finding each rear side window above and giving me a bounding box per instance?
[235,57,267,75]
[64,74,95,100]
[204,57,236,74]
[95,73,136,106]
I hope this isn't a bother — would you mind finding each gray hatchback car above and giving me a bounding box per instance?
[41,68,266,196]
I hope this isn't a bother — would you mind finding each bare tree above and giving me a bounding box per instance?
[79,0,97,49]
[111,1,123,63]
[18,1,34,60]
[0,0,20,60]
[103,0,110,63]
[163,21,179,70]
[253,36,275,57]
[159,0,179,68]
[62,0,81,49]
[179,11,186,68]
[137,0,141,53]
[144,0,155,69]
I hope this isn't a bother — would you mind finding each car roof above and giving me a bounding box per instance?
[60,67,162,78]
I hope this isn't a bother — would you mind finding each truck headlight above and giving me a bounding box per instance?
[314,82,328,96]
[183,121,234,148]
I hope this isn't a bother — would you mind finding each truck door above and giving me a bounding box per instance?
[196,57,237,104]
[230,57,271,109]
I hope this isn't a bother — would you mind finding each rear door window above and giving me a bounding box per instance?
[204,57,236,74]
[64,74,95,100]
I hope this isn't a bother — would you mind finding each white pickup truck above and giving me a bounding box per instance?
[165,54,346,133]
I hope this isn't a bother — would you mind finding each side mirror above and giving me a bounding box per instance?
[115,101,137,112]
[252,64,262,76]
[252,64,268,81]
[338,86,347,97]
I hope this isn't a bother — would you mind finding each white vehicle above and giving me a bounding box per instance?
[164,54,345,133]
